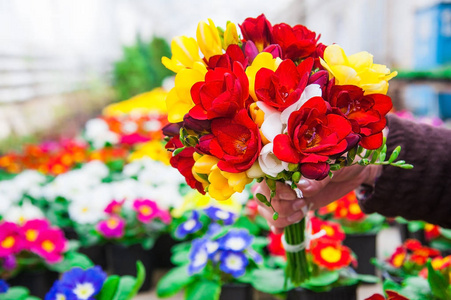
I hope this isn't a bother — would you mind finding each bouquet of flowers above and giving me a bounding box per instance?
[161,13,409,285]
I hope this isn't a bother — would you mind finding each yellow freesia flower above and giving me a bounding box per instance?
[223,22,240,49]
[320,44,397,95]
[161,36,204,73]
[166,62,207,123]
[103,88,168,117]
[197,19,223,60]
[192,154,252,201]
[128,140,170,165]
[246,52,282,101]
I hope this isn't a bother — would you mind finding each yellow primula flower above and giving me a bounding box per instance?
[223,22,240,49]
[197,19,223,60]
[320,44,397,95]
[192,154,252,201]
[128,140,170,165]
[166,62,207,123]
[103,88,168,117]
[246,52,282,101]
[162,36,204,73]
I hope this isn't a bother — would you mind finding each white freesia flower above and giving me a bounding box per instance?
[258,143,288,177]
[84,118,119,149]
[4,201,44,224]
[280,84,322,124]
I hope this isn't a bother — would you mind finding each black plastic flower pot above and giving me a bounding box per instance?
[151,233,179,269]
[343,232,377,275]
[219,283,254,300]
[79,244,108,270]
[397,223,428,245]
[8,269,59,299]
[107,243,154,292]
[286,284,357,300]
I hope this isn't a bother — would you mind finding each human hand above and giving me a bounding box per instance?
[253,164,382,234]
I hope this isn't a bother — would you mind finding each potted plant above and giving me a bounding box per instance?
[251,215,378,300]
[382,257,451,300]
[372,239,441,284]
[317,190,386,275]
[157,223,263,300]
[0,218,92,298]
[42,262,145,300]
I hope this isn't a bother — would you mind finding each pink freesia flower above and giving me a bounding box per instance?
[133,199,159,223]
[32,228,67,263]
[21,219,50,250]
[104,199,124,215]
[0,222,23,257]
[96,216,125,238]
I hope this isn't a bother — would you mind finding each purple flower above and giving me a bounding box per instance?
[0,279,8,294]
[204,206,235,225]
[175,211,202,239]
[2,255,16,270]
[218,229,253,252]
[219,251,248,277]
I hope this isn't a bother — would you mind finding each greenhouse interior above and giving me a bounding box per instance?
[0,0,450,299]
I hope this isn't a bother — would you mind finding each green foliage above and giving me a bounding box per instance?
[427,261,451,300]
[112,35,174,101]
[185,279,221,300]
[156,265,194,297]
[49,251,94,273]
[0,286,39,300]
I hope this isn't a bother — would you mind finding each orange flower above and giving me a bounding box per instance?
[310,239,352,270]
[311,217,345,241]
[409,246,441,265]
[388,246,406,268]
[404,239,422,251]
[424,223,441,241]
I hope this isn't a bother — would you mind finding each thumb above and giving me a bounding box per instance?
[296,176,332,198]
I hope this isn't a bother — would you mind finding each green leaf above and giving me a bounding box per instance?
[353,273,380,284]
[0,287,30,300]
[157,265,194,298]
[233,215,260,235]
[97,275,120,300]
[439,228,451,239]
[185,279,221,300]
[407,221,425,232]
[48,251,94,272]
[111,276,137,300]
[400,164,414,169]
[427,260,449,299]
[125,261,146,300]
[170,246,190,266]
[303,271,339,287]
[249,268,289,294]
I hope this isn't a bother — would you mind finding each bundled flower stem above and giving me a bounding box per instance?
[285,219,310,285]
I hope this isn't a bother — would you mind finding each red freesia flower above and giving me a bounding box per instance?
[189,62,249,120]
[255,58,313,111]
[273,97,352,180]
[272,23,319,60]
[310,238,352,270]
[239,14,273,52]
[208,45,248,70]
[327,85,393,149]
[267,232,285,257]
[207,109,261,173]
[166,136,204,194]
[311,217,345,241]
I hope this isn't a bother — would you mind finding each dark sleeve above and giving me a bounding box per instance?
[358,113,451,228]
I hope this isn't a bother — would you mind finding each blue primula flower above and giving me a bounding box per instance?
[188,238,209,275]
[45,281,76,300]
[175,211,203,239]
[218,229,253,252]
[204,206,235,225]
[0,279,9,294]
[219,251,249,277]
[55,266,107,300]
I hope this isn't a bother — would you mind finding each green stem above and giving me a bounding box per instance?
[284,218,311,287]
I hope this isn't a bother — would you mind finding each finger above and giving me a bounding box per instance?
[257,205,305,229]
[297,176,332,198]
[254,183,306,218]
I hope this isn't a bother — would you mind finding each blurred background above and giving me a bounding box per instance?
[2,0,451,151]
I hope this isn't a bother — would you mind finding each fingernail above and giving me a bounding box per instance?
[297,179,310,189]
[292,199,306,211]
[270,225,277,234]
[287,211,303,223]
